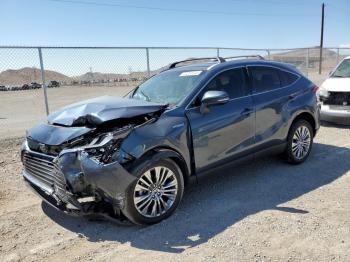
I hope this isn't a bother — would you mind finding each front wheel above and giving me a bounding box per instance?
[285,120,314,164]
[123,158,184,225]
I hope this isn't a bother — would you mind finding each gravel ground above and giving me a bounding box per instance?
[0,123,350,262]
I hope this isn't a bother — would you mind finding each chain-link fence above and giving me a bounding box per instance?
[1,46,350,138]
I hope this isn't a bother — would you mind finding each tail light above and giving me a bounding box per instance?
[311,85,319,93]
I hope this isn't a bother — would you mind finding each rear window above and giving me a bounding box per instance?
[250,66,281,93]
[278,70,299,86]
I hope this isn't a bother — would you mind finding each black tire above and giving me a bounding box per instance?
[122,158,184,225]
[285,119,314,164]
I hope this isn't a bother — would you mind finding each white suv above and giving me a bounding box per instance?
[318,56,350,125]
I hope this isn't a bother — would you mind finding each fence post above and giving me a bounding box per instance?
[266,49,271,60]
[306,48,309,77]
[38,47,49,116]
[318,47,323,75]
[336,48,340,64]
[146,48,150,78]
[216,48,220,57]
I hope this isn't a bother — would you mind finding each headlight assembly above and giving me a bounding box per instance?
[60,126,133,164]
[317,86,329,98]
[85,136,122,163]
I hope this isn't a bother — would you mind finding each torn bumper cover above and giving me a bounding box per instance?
[21,141,137,218]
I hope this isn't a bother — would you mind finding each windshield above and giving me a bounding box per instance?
[131,69,206,105]
[332,59,350,78]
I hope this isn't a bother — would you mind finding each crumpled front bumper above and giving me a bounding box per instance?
[21,141,137,217]
[320,104,350,125]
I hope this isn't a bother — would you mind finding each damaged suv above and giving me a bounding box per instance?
[318,56,350,125]
[21,56,320,225]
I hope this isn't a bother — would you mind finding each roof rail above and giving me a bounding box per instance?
[167,57,225,69]
[224,55,265,60]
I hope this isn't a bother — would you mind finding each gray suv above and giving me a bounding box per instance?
[21,56,320,225]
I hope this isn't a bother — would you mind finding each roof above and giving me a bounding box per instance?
[168,58,298,73]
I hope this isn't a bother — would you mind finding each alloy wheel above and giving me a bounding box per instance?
[133,166,178,218]
[292,125,311,160]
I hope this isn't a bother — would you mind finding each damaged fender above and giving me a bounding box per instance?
[79,152,137,208]
[120,111,193,178]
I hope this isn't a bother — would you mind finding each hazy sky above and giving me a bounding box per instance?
[0,0,349,75]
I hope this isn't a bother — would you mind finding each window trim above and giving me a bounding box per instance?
[247,64,301,96]
[185,66,251,110]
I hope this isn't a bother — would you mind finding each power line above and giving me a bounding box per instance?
[45,0,319,17]
[230,0,319,6]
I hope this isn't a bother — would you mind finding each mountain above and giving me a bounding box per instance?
[76,72,126,82]
[271,47,338,58]
[74,69,165,82]
[0,67,71,86]
[270,48,344,69]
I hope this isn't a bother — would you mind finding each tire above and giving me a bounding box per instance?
[285,119,314,164]
[122,158,184,225]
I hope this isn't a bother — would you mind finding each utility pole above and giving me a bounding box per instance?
[318,3,325,74]
[89,67,93,86]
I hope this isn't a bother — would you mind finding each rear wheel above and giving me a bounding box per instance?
[123,158,184,225]
[285,120,313,164]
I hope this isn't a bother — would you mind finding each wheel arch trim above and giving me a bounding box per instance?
[132,146,193,185]
[289,110,318,136]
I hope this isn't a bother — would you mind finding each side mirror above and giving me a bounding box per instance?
[329,71,332,76]
[200,90,229,114]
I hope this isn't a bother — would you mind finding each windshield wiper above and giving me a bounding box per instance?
[332,75,348,78]
[139,90,151,101]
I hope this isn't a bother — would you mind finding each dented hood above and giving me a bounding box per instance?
[48,96,164,127]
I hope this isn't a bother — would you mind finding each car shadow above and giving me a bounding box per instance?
[321,120,350,128]
[42,142,350,253]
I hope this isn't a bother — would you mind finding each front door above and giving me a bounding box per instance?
[186,67,255,172]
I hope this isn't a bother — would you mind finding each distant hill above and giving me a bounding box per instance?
[76,72,126,82]
[75,70,163,82]
[0,67,153,86]
[0,67,71,86]
[270,48,344,69]
[271,48,338,58]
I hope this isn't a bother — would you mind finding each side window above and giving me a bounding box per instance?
[278,70,299,86]
[250,66,281,93]
[192,68,249,107]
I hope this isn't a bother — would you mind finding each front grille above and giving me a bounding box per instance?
[23,152,56,188]
[53,163,67,194]
[324,92,350,106]
[328,105,350,111]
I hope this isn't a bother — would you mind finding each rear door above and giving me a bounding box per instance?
[185,67,255,172]
[248,65,300,149]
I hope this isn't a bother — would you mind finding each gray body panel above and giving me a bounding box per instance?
[185,97,255,171]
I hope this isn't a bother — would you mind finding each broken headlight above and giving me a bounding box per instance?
[317,86,329,100]
[79,127,133,164]
[85,136,122,163]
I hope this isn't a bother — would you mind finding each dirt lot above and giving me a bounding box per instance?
[0,123,350,261]
[0,73,348,261]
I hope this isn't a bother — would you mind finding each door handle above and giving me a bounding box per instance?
[242,108,253,115]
